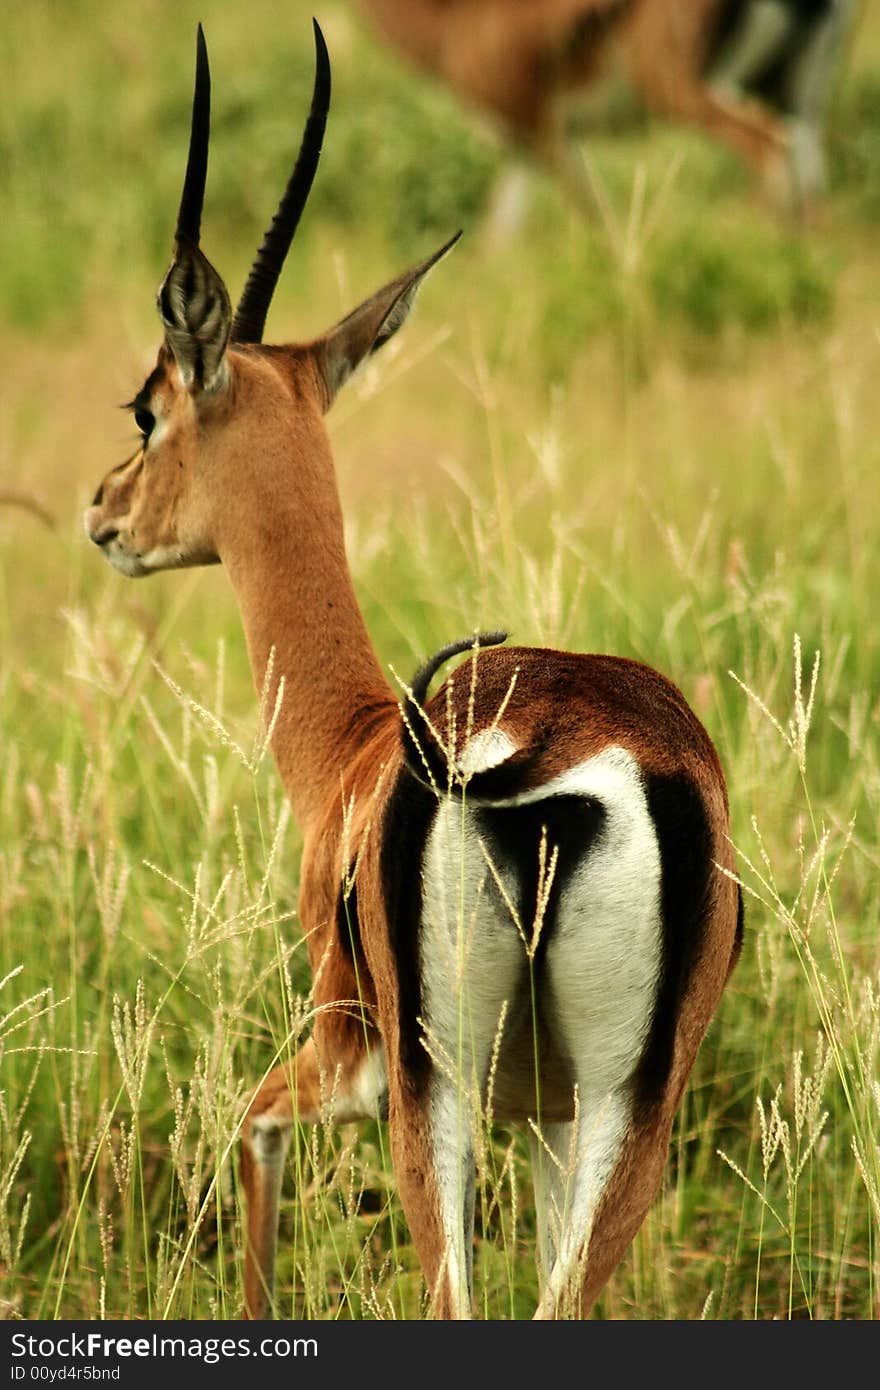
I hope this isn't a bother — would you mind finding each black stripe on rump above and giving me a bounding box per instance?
[380,765,438,1095]
[726,882,746,984]
[336,877,361,961]
[475,795,605,973]
[634,772,715,1114]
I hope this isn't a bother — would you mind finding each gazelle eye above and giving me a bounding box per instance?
[135,408,155,438]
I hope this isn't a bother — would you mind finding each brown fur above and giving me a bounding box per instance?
[356,0,812,197]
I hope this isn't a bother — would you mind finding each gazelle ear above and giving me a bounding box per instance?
[314,232,460,408]
[158,244,232,391]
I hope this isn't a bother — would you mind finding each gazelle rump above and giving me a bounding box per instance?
[355,0,858,213]
[85,24,743,1319]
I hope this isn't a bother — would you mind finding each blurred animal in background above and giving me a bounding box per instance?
[354,0,861,221]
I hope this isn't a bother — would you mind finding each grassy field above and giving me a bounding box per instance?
[1,0,879,1320]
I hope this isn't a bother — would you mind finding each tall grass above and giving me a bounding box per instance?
[1,0,878,1320]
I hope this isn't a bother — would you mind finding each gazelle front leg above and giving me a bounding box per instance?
[241,1038,320,1320]
[241,1029,387,1319]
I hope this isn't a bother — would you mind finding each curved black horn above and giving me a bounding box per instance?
[231,18,331,344]
[175,24,211,249]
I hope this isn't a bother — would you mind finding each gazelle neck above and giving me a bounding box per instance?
[217,361,395,834]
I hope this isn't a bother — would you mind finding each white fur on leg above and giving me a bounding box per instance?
[532,1091,630,1319]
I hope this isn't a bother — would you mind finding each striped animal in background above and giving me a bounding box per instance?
[355,0,859,214]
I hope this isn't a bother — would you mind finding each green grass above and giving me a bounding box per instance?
[1,0,879,1321]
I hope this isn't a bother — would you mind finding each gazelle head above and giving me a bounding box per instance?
[84,22,457,578]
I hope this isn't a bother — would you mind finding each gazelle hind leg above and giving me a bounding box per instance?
[529,1117,574,1290]
[627,1,790,194]
[785,0,860,207]
[414,799,524,1316]
[429,1078,477,1317]
[382,1068,476,1320]
[532,1091,631,1319]
[528,745,663,1317]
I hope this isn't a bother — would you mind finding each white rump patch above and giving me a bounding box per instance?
[418,742,665,1315]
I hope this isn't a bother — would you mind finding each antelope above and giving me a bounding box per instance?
[84,22,743,1320]
[355,0,859,212]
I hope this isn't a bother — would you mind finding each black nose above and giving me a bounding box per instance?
[92,526,119,547]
